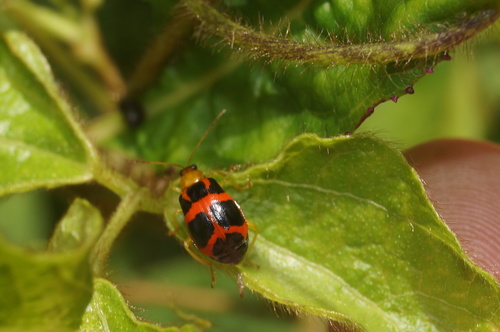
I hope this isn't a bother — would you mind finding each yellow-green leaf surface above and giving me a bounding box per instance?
[166,134,499,331]
[80,278,201,332]
[0,31,94,197]
[0,199,102,332]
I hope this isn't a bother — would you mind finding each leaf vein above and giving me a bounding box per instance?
[253,178,388,212]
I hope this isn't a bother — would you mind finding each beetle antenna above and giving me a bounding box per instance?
[187,109,227,165]
[130,160,184,169]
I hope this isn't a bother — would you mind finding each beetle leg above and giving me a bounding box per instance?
[183,238,217,287]
[229,177,252,191]
[208,169,253,191]
[225,177,252,191]
[246,220,258,254]
[168,209,183,236]
[209,266,216,288]
[239,220,260,271]
[237,272,245,298]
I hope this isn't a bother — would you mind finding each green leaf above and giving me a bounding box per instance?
[47,198,103,253]
[0,198,102,332]
[0,31,95,197]
[165,134,500,331]
[128,2,499,166]
[79,278,203,332]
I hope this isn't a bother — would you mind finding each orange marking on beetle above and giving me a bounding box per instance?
[184,192,235,221]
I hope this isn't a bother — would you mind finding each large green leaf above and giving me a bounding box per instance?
[79,278,202,332]
[127,0,499,166]
[0,31,95,197]
[164,134,500,331]
[0,199,102,332]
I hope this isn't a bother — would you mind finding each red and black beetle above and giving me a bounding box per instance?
[134,110,254,291]
[178,164,249,265]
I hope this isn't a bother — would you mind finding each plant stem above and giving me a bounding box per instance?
[7,0,126,102]
[91,189,145,276]
[76,13,126,100]
[7,0,81,42]
[126,10,197,99]
[184,0,499,65]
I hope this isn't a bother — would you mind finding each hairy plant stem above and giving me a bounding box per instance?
[184,0,499,65]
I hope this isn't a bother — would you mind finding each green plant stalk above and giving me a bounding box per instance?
[38,31,116,113]
[126,0,313,99]
[183,0,499,65]
[84,112,125,146]
[7,0,126,101]
[6,0,81,42]
[126,10,197,98]
[74,13,126,99]
[91,189,146,276]
[91,158,164,214]
[5,6,117,116]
